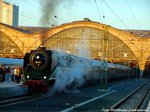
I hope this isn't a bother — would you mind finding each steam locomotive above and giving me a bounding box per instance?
[23,46,134,92]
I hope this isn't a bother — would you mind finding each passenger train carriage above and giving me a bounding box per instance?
[23,46,134,93]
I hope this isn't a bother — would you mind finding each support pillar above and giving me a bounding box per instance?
[138,60,146,77]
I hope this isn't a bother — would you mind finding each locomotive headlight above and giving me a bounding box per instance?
[27,75,29,79]
[44,76,47,79]
[36,55,40,59]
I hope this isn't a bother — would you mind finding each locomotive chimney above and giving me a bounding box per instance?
[38,46,46,50]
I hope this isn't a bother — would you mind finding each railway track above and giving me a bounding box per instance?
[0,94,41,108]
[108,80,150,112]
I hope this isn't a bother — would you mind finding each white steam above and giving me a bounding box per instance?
[51,52,90,93]
[47,29,92,95]
[76,29,90,58]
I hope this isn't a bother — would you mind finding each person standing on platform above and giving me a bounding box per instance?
[19,67,23,83]
[10,67,15,82]
[9,67,14,83]
[14,67,17,81]
[1,65,5,82]
[14,67,21,83]
[5,66,11,82]
[0,66,3,83]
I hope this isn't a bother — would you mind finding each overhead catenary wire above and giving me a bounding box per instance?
[103,0,130,30]
[94,0,102,23]
[99,0,106,24]
[124,0,143,29]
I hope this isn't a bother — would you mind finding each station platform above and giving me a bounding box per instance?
[0,82,21,88]
[0,78,150,112]
[0,82,28,100]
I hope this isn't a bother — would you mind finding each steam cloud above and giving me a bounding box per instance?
[53,52,87,92]
[76,29,90,57]
[48,29,91,94]
[46,52,90,96]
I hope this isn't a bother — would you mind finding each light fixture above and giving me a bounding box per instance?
[44,76,47,79]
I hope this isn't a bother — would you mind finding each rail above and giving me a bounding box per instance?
[109,80,150,112]
[0,94,40,108]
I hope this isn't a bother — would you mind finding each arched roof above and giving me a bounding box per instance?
[0,23,26,58]
[41,21,141,58]
[0,22,42,57]
[1,20,150,76]
[40,20,150,76]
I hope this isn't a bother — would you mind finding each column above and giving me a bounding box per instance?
[138,59,146,77]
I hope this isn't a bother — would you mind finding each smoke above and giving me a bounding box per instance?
[39,0,62,45]
[39,0,74,45]
[39,0,74,27]
[40,0,60,27]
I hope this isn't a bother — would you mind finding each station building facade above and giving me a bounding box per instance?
[0,20,150,76]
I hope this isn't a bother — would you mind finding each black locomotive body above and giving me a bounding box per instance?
[23,46,55,92]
